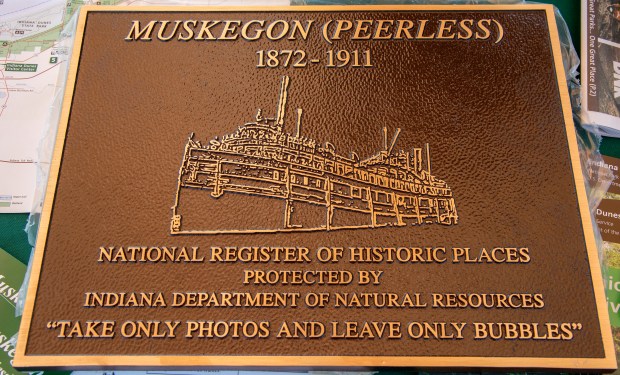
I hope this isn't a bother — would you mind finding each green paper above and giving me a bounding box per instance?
[0,248,68,375]
[605,265,620,328]
[0,247,25,375]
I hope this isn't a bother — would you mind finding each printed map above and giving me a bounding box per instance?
[0,0,284,213]
[0,0,122,213]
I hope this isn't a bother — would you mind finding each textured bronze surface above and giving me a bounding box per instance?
[14,5,616,371]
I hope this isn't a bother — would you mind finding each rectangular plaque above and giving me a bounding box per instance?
[14,5,617,371]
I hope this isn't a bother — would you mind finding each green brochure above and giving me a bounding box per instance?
[0,248,67,375]
[591,150,620,352]
[0,247,25,375]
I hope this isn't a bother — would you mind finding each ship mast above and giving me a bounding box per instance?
[276,76,290,128]
[387,128,401,155]
[383,127,388,151]
[426,143,431,175]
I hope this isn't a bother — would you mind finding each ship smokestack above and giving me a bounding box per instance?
[276,76,290,126]
[413,148,422,172]
[296,108,303,137]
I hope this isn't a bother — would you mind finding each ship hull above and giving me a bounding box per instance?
[171,147,458,234]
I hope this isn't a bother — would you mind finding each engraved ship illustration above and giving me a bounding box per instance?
[171,76,457,234]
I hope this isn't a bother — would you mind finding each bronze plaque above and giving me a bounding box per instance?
[14,5,616,371]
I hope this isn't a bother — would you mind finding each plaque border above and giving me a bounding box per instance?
[14,4,617,371]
